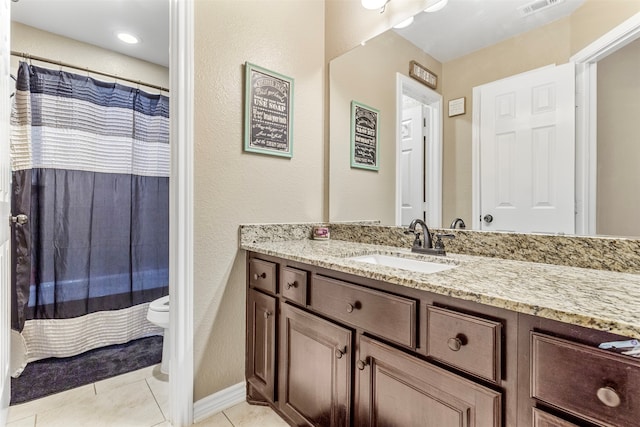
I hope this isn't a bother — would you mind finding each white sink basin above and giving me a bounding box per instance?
[348,254,457,274]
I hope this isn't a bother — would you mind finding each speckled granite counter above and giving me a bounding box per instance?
[240,236,640,340]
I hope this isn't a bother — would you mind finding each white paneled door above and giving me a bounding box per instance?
[400,103,425,226]
[478,63,575,234]
[0,0,11,423]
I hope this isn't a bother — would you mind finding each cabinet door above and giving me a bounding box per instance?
[279,303,352,426]
[247,289,277,402]
[356,335,501,427]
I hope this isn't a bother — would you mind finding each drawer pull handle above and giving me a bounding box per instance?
[597,386,621,408]
[263,311,272,319]
[286,281,298,290]
[335,346,347,359]
[447,335,467,352]
[253,272,267,280]
[356,358,369,370]
[346,302,361,313]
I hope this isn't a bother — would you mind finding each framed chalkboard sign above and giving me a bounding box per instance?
[350,101,379,171]
[244,62,294,157]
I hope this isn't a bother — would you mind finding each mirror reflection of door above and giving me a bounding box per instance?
[396,74,442,228]
[400,99,426,226]
[475,63,576,234]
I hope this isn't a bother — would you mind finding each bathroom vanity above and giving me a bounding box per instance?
[242,225,640,427]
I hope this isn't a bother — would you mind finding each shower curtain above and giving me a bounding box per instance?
[9,62,169,376]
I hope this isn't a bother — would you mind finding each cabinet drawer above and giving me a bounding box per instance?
[280,266,307,305]
[532,333,640,427]
[426,306,502,383]
[310,275,416,348]
[249,258,277,294]
[532,408,579,427]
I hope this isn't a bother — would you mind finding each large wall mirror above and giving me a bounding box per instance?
[329,0,640,238]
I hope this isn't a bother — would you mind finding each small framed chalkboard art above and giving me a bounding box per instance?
[244,62,294,158]
[350,101,379,171]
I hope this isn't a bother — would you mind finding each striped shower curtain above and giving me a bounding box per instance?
[9,62,169,375]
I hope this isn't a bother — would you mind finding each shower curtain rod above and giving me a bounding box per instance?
[10,50,169,93]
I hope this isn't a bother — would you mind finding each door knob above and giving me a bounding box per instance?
[9,214,28,226]
[253,272,266,280]
[483,214,493,224]
[335,346,347,359]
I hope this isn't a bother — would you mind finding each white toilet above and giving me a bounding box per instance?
[147,295,170,374]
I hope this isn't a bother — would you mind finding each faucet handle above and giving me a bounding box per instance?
[433,233,455,250]
[404,229,422,247]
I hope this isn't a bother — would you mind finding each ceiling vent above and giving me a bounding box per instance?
[517,0,565,17]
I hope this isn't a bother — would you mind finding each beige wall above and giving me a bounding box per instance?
[329,30,440,224]
[11,22,168,90]
[569,0,640,55]
[193,0,325,399]
[596,37,640,237]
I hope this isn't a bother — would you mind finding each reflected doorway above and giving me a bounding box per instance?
[395,74,442,228]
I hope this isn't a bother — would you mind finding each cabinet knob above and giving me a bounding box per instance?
[253,272,266,280]
[356,359,369,370]
[346,303,354,313]
[286,281,298,290]
[335,346,347,359]
[447,335,467,352]
[263,311,272,319]
[597,386,621,408]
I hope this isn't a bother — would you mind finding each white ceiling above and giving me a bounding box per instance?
[395,0,586,62]
[10,0,586,67]
[10,0,169,67]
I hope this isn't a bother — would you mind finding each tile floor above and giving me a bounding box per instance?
[6,364,288,427]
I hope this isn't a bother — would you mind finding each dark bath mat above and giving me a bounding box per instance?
[10,335,163,405]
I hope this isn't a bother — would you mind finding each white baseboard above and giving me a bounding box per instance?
[193,382,246,423]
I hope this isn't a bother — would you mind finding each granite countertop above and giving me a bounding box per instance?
[241,238,640,340]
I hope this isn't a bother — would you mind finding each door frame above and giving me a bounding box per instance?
[1,0,10,423]
[169,0,194,425]
[571,11,640,236]
[395,73,442,228]
[2,1,194,424]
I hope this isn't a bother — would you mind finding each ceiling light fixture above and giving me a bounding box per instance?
[361,0,390,13]
[393,16,414,29]
[424,0,449,13]
[117,32,140,45]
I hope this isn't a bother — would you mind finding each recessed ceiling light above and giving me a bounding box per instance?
[424,0,448,13]
[393,16,414,29]
[117,32,140,45]
[361,0,389,10]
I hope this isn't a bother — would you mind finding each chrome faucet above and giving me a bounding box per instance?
[405,219,455,256]
[450,218,466,230]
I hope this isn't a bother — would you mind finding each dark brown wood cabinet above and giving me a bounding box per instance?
[279,302,352,426]
[246,288,277,402]
[246,252,640,427]
[356,335,501,427]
